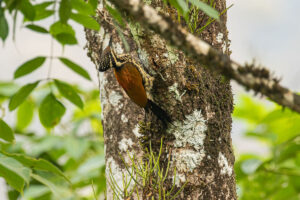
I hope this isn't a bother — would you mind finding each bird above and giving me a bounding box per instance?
[98,45,172,126]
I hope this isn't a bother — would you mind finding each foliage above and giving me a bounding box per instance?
[234,95,300,200]
[0,0,98,130]
[0,83,105,199]
[0,1,103,194]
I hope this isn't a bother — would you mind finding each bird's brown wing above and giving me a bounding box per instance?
[113,62,148,108]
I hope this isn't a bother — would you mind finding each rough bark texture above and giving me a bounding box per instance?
[85,0,236,199]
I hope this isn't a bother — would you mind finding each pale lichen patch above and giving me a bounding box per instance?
[166,44,179,64]
[218,137,222,143]
[97,0,104,10]
[216,32,223,43]
[98,72,108,118]
[119,138,134,152]
[168,83,186,103]
[218,152,233,176]
[137,48,149,68]
[108,91,123,111]
[128,22,142,47]
[172,149,205,187]
[132,124,142,138]
[103,32,111,49]
[168,109,207,151]
[121,114,128,123]
[172,149,205,173]
[222,41,227,53]
[113,42,124,54]
[173,173,186,187]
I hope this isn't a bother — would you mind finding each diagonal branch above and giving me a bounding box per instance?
[107,0,300,114]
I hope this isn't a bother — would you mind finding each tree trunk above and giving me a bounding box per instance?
[85,0,236,199]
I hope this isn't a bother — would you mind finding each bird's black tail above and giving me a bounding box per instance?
[145,100,172,127]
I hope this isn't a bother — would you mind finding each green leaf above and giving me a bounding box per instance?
[31,173,66,198]
[0,119,14,142]
[88,0,98,10]
[2,152,69,182]
[25,24,48,34]
[49,21,75,36]
[77,155,105,173]
[5,0,20,12]
[189,0,219,20]
[49,21,77,45]
[24,185,50,199]
[19,0,36,21]
[54,79,83,109]
[233,95,269,123]
[276,143,300,163]
[170,0,189,20]
[59,0,71,24]
[106,5,124,27]
[14,57,46,79]
[70,13,100,31]
[0,154,31,193]
[30,136,63,156]
[70,0,95,15]
[176,0,189,13]
[39,93,66,128]
[9,81,39,111]
[59,57,91,80]
[272,185,297,200]
[33,10,54,21]
[0,8,9,42]
[65,137,89,160]
[16,100,35,130]
[34,1,54,10]
[55,33,77,45]
[32,1,54,21]
[32,1,55,21]
[0,82,19,97]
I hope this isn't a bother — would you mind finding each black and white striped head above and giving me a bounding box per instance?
[98,46,113,72]
[98,46,129,72]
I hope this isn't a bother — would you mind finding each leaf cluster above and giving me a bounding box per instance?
[0,0,99,44]
[234,95,300,200]
[0,84,105,199]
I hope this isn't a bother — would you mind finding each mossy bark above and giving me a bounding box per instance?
[85,0,236,199]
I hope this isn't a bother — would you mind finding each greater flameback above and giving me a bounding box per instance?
[98,46,171,126]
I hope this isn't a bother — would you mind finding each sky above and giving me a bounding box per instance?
[1,0,300,198]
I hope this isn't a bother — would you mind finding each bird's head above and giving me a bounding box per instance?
[98,46,129,71]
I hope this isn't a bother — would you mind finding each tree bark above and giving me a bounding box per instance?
[85,0,236,199]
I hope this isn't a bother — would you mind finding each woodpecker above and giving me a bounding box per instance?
[98,46,171,126]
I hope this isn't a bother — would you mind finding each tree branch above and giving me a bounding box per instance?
[107,0,300,114]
